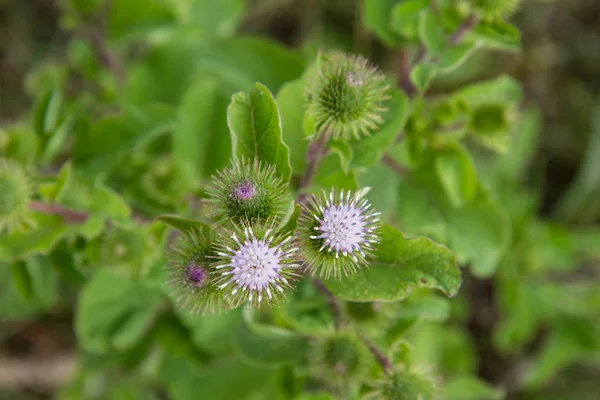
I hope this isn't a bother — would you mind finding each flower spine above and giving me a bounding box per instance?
[299,189,380,279]
[214,223,299,307]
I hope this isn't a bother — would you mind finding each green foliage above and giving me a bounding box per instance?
[2,1,598,399]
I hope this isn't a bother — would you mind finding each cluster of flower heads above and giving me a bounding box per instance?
[166,158,382,315]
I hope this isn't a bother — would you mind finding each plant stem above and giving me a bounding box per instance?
[362,335,392,374]
[448,14,478,46]
[382,154,409,177]
[297,133,329,202]
[29,201,89,224]
[311,277,343,330]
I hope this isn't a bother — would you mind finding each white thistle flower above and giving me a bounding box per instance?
[214,224,299,307]
[300,189,380,279]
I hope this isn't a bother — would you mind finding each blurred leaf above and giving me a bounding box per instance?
[390,0,428,40]
[108,0,175,41]
[410,63,436,93]
[438,42,480,74]
[38,161,73,203]
[228,82,292,180]
[329,140,353,175]
[157,215,211,236]
[233,309,308,368]
[169,0,245,37]
[363,0,402,46]
[554,100,600,223]
[174,77,231,179]
[445,375,505,400]
[469,19,521,51]
[323,225,461,302]
[419,10,446,56]
[10,261,33,302]
[434,143,477,208]
[76,269,164,353]
[352,88,411,168]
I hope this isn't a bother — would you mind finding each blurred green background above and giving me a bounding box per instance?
[1,0,599,399]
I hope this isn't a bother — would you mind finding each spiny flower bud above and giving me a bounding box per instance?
[299,189,380,279]
[213,222,299,308]
[365,365,441,400]
[0,159,33,232]
[468,0,520,20]
[205,159,288,225]
[167,228,233,315]
[305,52,390,140]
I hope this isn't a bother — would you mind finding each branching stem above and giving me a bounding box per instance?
[29,201,89,224]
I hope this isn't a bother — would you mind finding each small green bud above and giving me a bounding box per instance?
[299,189,380,279]
[468,102,515,152]
[305,52,390,140]
[212,221,300,308]
[0,159,33,232]
[468,0,520,20]
[167,228,234,315]
[205,159,288,225]
[365,365,441,400]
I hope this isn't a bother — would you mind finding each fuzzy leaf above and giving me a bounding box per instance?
[276,79,309,174]
[233,309,308,367]
[228,82,292,181]
[322,225,461,302]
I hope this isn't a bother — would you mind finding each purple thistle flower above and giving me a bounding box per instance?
[186,264,208,287]
[300,189,380,279]
[233,181,256,201]
[214,225,298,307]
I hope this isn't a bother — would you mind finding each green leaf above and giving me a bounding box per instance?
[351,88,411,168]
[162,355,273,400]
[277,202,301,237]
[390,0,428,40]
[438,42,480,74]
[157,215,211,236]
[434,143,477,208]
[169,0,244,38]
[76,269,164,353]
[228,82,291,180]
[276,79,309,174]
[10,262,33,302]
[329,140,353,175]
[233,309,308,368]
[470,19,520,52]
[38,162,73,203]
[410,63,437,93]
[108,0,175,41]
[174,77,231,179]
[314,153,359,190]
[363,0,403,46]
[445,375,505,400]
[322,225,461,302]
[418,10,446,56]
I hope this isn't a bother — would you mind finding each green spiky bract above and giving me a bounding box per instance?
[299,189,380,279]
[0,159,32,232]
[205,159,288,226]
[167,228,233,315]
[305,52,390,140]
[212,221,300,308]
[365,364,441,400]
[470,0,520,20]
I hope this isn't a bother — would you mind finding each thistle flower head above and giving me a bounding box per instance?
[0,159,33,232]
[213,223,299,308]
[299,189,380,279]
[167,227,233,315]
[469,0,520,20]
[205,159,288,225]
[305,52,390,140]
